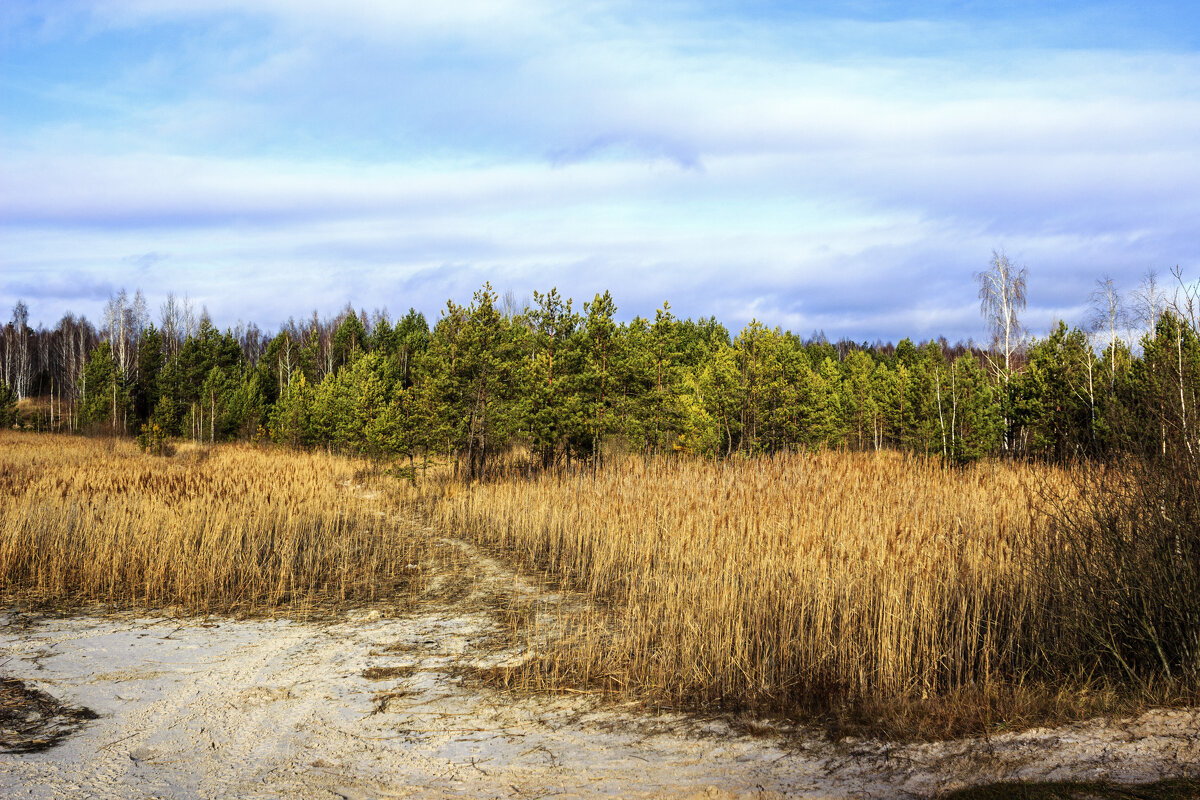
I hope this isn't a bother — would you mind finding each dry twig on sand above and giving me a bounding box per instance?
[0,675,97,753]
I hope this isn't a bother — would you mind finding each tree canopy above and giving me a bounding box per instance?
[3,271,1197,474]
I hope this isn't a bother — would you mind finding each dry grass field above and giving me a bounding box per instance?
[0,431,432,615]
[422,451,1125,735]
[2,431,1188,740]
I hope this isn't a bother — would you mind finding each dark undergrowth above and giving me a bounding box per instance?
[939,777,1200,800]
[811,677,1195,743]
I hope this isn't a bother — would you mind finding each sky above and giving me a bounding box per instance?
[2,1,1198,343]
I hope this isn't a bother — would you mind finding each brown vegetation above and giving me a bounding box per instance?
[0,676,97,754]
[424,451,1108,730]
[2,430,1193,740]
[0,431,431,615]
[941,777,1200,800]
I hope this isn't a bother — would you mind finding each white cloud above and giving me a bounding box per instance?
[3,2,1199,341]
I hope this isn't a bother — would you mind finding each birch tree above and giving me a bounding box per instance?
[976,250,1028,451]
[8,301,31,399]
[1089,275,1127,390]
[160,293,183,357]
[1128,270,1168,350]
[976,250,1028,377]
[105,290,129,377]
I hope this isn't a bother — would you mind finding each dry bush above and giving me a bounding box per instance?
[425,451,1072,719]
[0,431,431,615]
[1040,454,1200,689]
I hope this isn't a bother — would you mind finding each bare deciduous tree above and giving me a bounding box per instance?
[976,250,1028,453]
[7,301,32,399]
[182,294,196,341]
[1168,267,1200,457]
[1131,269,1167,335]
[1089,275,1126,388]
[160,292,182,356]
[1170,265,1199,333]
[976,250,1028,378]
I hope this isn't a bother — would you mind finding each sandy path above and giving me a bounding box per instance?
[2,539,1198,799]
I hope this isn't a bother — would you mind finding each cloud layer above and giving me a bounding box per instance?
[2,1,1198,341]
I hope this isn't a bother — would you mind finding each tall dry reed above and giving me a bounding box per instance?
[0,432,429,615]
[428,451,1070,712]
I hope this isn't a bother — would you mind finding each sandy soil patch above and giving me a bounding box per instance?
[1,539,1197,799]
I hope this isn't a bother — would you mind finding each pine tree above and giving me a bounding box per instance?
[0,381,17,428]
[579,292,619,463]
[524,288,581,469]
[697,341,743,457]
[394,309,429,389]
[1133,311,1200,458]
[428,286,523,480]
[79,346,129,432]
[647,302,682,455]
[1020,323,1097,459]
[949,354,1002,462]
[758,329,804,452]
[807,356,845,448]
[132,324,164,429]
[842,350,877,451]
[270,372,315,447]
[331,310,367,371]
[868,361,897,450]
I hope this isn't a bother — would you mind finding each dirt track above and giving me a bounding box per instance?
[2,539,1198,799]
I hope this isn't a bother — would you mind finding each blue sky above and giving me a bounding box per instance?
[2,1,1198,342]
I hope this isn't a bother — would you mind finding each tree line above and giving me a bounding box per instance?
[2,259,1197,473]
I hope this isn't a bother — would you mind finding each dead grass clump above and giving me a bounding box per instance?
[362,666,415,681]
[0,431,434,616]
[814,676,1162,742]
[370,690,409,715]
[0,676,98,753]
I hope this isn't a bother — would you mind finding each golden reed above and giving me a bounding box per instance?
[0,432,428,615]
[429,450,1071,711]
[4,431,1100,731]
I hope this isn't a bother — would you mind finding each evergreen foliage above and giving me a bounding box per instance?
[79,346,128,432]
[9,280,1199,472]
[0,381,16,428]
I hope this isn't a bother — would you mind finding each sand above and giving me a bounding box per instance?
[1,538,1197,799]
